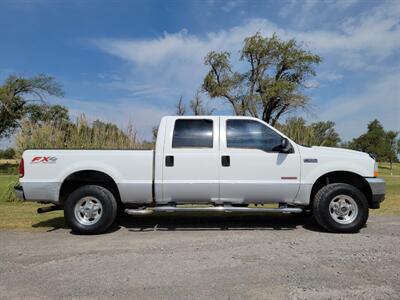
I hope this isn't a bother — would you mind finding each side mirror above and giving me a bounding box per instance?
[280,138,291,153]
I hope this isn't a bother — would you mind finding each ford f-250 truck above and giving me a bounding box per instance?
[15,116,385,234]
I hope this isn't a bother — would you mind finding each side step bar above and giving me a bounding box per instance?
[37,205,62,214]
[125,206,303,215]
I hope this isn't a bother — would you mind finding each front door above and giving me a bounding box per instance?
[162,116,220,203]
[219,117,300,204]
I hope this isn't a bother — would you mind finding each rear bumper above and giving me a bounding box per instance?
[14,184,25,201]
[366,177,385,209]
[14,182,60,204]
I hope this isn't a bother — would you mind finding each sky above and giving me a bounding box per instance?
[0,0,399,146]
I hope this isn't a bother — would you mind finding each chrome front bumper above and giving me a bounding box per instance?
[366,177,385,208]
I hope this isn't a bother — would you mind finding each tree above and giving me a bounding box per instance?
[24,103,69,124]
[175,96,186,116]
[202,32,321,125]
[398,139,400,156]
[0,74,64,138]
[151,125,159,145]
[276,117,340,147]
[174,93,214,116]
[386,130,399,174]
[348,119,398,167]
[311,121,341,147]
[190,92,215,115]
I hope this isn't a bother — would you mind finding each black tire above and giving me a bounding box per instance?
[313,183,369,233]
[64,185,117,235]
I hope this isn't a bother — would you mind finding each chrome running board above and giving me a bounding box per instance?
[125,206,303,215]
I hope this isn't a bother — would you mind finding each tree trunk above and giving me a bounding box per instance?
[390,160,393,176]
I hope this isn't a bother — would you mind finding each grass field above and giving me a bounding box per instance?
[0,159,65,230]
[0,175,65,230]
[0,162,399,231]
[374,162,400,215]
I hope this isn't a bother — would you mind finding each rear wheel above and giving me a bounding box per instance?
[64,185,117,234]
[313,183,368,233]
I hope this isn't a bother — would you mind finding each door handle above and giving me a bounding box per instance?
[221,155,230,167]
[165,155,174,167]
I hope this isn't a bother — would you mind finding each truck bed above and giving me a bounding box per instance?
[21,149,154,204]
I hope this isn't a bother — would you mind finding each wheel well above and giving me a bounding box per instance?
[59,170,121,205]
[310,171,373,208]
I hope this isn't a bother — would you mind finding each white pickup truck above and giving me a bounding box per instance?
[15,116,385,234]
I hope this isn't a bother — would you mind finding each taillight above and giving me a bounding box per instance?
[19,158,24,178]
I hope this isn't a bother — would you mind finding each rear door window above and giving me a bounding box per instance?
[172,119,213,148]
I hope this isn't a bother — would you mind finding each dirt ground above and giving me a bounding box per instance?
[0,214,399,299]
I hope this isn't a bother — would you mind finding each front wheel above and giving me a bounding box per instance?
[64,185,117,234]
[313,183,369,233]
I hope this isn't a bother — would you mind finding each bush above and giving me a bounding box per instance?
[0,148,16,159]
[15,115,143,155]
[1,177,19,202]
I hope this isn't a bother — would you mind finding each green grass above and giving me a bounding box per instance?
[0,163,399,231]
[0,175,65,231]
[371,162,400,215]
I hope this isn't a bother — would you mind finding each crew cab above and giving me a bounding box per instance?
[15,116,385,234]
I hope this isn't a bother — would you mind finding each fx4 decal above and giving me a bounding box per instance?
[31,156,58,164]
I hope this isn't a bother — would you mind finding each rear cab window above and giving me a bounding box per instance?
[172,119,213,148]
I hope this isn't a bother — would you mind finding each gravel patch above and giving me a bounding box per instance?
[0,215,399,299]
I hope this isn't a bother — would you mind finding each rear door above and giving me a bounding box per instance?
[162,116,220,203]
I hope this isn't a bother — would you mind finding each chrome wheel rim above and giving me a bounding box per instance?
[329,195,358,224]
[74,197,103,226]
